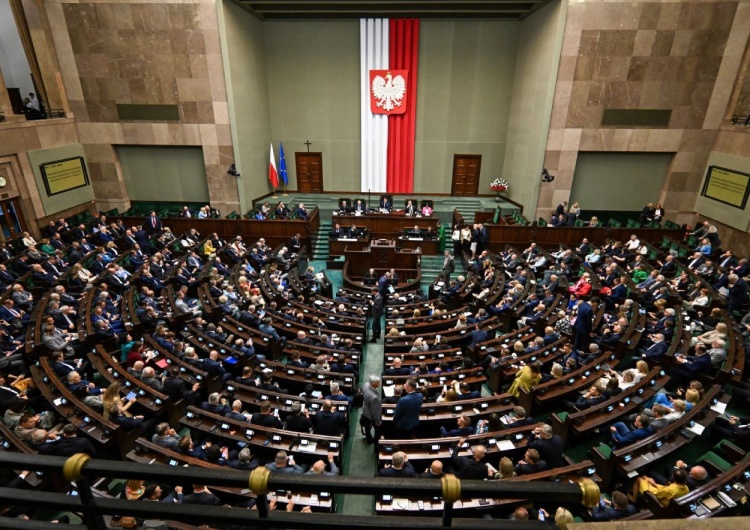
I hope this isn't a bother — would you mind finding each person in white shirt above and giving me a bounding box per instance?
[625,234,640,252]
[28,93,40,111]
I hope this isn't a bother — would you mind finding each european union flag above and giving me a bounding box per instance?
[279,143,288,185]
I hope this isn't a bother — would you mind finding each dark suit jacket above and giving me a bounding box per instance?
[393,391,423,431]
[250,413,283,430]
[528,433,564,468]
[642,341,668,360]
[378,462,418,477]
[314,410,345,436]
[43,436,96,457]
[181,491,221,505]
[452,451,490,480]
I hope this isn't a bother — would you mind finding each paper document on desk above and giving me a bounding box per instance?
[382,385,396,397]
[688,423,706,436]
[710,402,727,414]
[297,441,318,453]
[393,499,410,510]
[496,440,515,451]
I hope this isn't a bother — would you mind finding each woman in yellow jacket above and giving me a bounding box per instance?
[508,360,542,398]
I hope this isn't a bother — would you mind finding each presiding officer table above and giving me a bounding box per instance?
[332,212,439,238]
[332,211,440,256]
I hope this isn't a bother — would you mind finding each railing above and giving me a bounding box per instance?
[0,453,599,529]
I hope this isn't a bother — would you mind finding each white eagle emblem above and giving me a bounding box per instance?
[372,71,406,112]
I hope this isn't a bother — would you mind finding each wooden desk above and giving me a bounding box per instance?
[332,212,438,239]
[181,405,343,466]
[329,237,368,257]
[110,209,320,259]
[344,240,421,275]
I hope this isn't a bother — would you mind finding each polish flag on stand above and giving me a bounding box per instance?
[269,143,279,188]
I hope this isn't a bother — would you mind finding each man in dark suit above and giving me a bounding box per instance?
[393,379,422,439]
[380,196,392,211]
[313,399,345,436]
[728,274,749,313]
[201,392,230,415]
[639,333,668,362]
[527,424,564,469]
[180,485,221,505]
[451,437,492,479]
[573,296,599,351]
[591,491,637,521]
[670,345,712,388]
[370,288,384,342]
[144,211,162,235]
[0,264,18,286]
[250,400,284,429]
[289,233,301,253]
[378,451,418,477]
[469,323,488,347]
[295,203,309,220]
[42,424,96,457]
[354,200,366,213]
[514,448,548,476]
[201,350,229,380]
[383,358,410,376]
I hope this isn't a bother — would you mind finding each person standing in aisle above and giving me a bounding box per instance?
[361,375,382,447]
[370,288,384,343]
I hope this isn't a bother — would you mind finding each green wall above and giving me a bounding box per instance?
[503,0,567,212]
[264,21,361,193]
[219,0,272,209]
[414,21,519,194]
[218,9,565,198]
[694,151,750,232]
[570,152,672,211]
[26,144,95,216]
[117,146,210,202]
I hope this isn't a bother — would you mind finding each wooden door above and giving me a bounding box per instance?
[295,152,323,193]
[0,198,27,241]
[451,154,481,196]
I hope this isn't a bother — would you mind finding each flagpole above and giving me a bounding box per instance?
[272,187,278,199]
[282,182,288,196]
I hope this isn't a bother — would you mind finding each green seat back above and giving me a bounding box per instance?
[699,450,732,472]
[597,442,612,459]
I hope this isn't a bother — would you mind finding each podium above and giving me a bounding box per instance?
[344,239,421,276]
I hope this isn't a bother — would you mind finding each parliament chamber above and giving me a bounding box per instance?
[1,0,750,528]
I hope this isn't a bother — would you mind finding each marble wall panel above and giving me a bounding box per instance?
[52,0,239,208]
[536,0,743,230]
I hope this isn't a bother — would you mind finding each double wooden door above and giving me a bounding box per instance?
[296,152,323,193]
[451,154,481,196]
[0,198,26,240]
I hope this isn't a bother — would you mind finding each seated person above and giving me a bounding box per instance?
[632,467,689,507]
[330,224,348,238]
[439,415,474,437]
[378,451,417,477]
[591,491,638,521]
[610,414,654,446]
[514,448,547,475]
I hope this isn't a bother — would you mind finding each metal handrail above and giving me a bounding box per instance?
[0,452,599,529]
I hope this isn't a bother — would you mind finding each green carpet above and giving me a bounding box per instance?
[310,259,384,515]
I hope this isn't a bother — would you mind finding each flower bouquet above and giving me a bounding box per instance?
[490,178,509,201]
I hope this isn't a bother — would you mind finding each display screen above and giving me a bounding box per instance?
[39,156,90,196]
[701,165,750,209]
